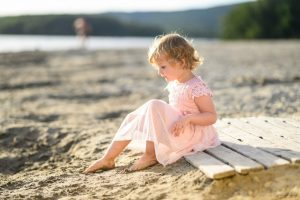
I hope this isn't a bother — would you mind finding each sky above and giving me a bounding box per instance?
[0,0,254,16]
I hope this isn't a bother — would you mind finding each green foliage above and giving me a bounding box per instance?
[105,5,235,38]
[0,14,162,36]
[0,15,74,35]
[222,0,300,39]
[0,5,237,37]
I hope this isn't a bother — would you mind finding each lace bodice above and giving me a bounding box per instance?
[166,76,213,114]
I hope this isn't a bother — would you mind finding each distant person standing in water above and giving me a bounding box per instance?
[73,17,91,49]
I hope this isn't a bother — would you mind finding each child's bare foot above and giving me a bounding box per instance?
[128,154,158,172]
[83,158,115,174]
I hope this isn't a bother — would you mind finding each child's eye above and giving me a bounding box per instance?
[160,66,166,69]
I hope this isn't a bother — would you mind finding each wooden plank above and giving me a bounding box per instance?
[244,117,300,144]
[222,118,300,151]
[185,117,299,179]
[184,152,235,179]
[263,117,300,132]
[281,118,300,128]
[215,120,300,163]
[219,131,290,168]
[205,145,264,174]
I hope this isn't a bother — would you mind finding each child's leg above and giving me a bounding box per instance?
[103,140,131,160]
[144,140,156,157]
[129,141,158,171]
[83,140,130,173]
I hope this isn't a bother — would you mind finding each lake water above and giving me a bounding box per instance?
[0,35,155,52]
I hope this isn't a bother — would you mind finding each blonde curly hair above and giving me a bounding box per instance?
[148,33,203,70]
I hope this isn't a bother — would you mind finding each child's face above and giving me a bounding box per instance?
[154,55,185,82]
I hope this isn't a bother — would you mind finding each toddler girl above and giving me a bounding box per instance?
[83,33,220,173]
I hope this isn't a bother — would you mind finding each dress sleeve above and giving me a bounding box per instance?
[190,80,213,99]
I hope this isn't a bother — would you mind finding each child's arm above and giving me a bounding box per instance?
[171,96,217,136]
[188,95,217,125]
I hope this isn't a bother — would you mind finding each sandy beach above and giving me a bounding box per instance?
[1,40,300,199]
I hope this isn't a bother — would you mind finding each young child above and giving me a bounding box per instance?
[83,33,220,173]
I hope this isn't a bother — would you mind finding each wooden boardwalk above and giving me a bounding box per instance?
[184,117,300,179]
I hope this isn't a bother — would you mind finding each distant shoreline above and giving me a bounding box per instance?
[0,35,219,53]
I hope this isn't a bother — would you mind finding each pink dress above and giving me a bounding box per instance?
[113,76,220,166]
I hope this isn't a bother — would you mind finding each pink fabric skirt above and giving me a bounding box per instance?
[113,99,220,166]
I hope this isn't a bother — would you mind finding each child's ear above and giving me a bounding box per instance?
[179,59,186,67]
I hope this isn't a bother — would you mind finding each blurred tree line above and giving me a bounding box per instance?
[222,0,300,39]
[0,15,162,36]
[0,0,299,39]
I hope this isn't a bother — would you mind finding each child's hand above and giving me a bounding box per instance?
[171,117,191,137]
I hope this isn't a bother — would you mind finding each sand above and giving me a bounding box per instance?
[1,40,300,199]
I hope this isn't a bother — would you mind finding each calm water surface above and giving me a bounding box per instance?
[0,35,155,52]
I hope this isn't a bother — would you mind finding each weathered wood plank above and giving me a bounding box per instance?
[281,118,300,128]
[218,131,290,168]
[184,152,235,179]
[205,145,264,174]
[262,117,300,133]
[185,117,299,179]
[221,118,300,151]
[244,117,300,144]
[215,120,300,163]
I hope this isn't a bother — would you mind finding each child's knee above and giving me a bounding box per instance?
[147,99,165,109]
